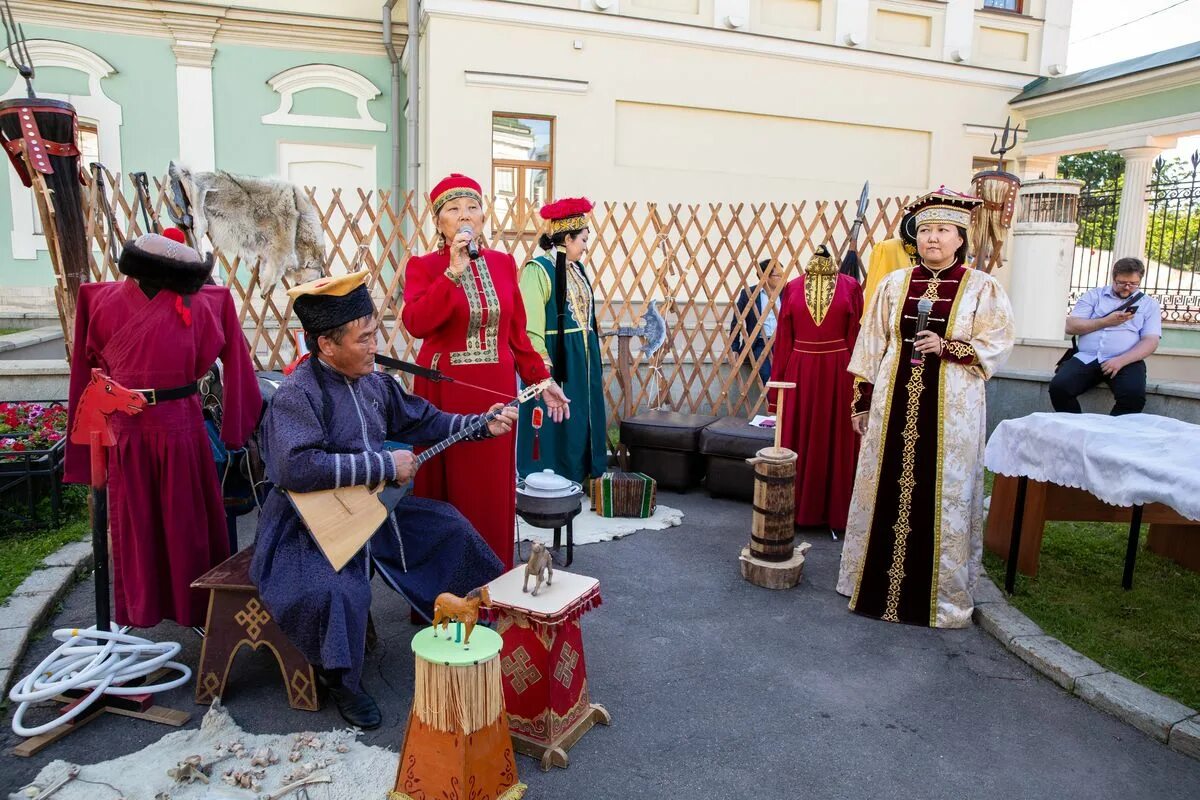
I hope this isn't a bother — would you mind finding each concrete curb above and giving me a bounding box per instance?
[0,540,92,694]
[974,573,1200,761]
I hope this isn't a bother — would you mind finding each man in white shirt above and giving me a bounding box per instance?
[1049,257,1162,416]
[730,258,784,385]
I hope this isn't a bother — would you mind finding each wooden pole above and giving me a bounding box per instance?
[764,380,796,460]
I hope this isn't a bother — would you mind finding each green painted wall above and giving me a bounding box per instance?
[1026,83,1200,143]
[1162,325,1200,351]
[0,24,179,288]
[211,44,395,194]
[0,30,404,293]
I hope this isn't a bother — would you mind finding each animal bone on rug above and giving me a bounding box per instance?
[168,161,326,297]
[8,700,396,800]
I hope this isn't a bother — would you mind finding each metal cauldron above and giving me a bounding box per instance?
[516,470,583,566]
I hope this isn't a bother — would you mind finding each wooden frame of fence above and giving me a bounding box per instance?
[72,169,909,422]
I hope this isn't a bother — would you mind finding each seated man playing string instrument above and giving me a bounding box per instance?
[250,270,512,729]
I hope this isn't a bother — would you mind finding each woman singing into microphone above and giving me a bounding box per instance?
[836,189,1015,629]
[402,174,569,568]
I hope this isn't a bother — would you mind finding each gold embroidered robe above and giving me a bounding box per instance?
[836,262,1015,628]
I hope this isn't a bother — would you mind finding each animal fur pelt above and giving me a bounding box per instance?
[169,161,326,296]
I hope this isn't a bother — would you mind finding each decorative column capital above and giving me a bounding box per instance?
[164,15,222,68]
[1117,146,1164,165]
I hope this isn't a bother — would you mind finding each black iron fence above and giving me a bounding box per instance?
[1145,154,1200,324]
[1071,152,1200,325]
[1071,183,1121,307]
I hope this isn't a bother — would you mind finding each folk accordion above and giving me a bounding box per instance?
[591,470,656,518]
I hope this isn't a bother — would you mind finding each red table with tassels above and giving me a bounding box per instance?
[485,566,610,771]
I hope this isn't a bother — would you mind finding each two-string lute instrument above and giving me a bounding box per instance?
[288,378,552,571]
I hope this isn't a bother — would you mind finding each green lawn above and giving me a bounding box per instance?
[0,486,89,605]
[983,522,1200,710]
[0,328,24,336]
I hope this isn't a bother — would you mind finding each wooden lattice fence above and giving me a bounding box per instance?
[76,169,909,421]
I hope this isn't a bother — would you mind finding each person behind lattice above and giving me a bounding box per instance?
[730,257,784,386]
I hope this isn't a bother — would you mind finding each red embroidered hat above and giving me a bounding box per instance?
[539,197,593,235]
[430,173,482,215]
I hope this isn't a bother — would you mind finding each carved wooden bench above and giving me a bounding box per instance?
[191,548,318,711]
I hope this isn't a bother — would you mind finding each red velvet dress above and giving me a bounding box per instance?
[65,280,261,627]
[401,247,551,568]
[769,273,863,530]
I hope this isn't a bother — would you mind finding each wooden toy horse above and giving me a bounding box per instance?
[69,369,147,448]
[523,541,553,597]
[431,586,492,648]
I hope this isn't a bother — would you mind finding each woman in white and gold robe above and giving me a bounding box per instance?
[837,190,1015,628]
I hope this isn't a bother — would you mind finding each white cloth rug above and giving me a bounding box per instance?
[518,504,684,547]
[10,702,397,800]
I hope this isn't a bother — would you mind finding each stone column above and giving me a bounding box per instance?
[1009,179,1083,341]
[166,18,220,172]
[1112,146,1161,261]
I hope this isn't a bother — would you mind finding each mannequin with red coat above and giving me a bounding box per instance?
[768,246,863,535]
[65,229,261,628]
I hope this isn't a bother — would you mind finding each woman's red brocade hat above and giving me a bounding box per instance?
[430,173,482,215]
[540,197,593,235]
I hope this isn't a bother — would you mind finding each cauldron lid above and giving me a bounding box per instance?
[525,468,572,492]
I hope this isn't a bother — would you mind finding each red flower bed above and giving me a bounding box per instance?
[0,402,67,460]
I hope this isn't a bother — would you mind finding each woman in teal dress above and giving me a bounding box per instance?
[518,198,608,483]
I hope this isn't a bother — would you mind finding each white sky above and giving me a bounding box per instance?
[1067,0,1200,161]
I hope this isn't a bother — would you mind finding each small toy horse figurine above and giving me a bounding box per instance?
[69,369,147,487]
[70,369,147,448]
[523,542,553,597]
[431,586,492,648]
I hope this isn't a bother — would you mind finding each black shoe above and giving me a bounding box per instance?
[328,684,382,730]
[315,669,382,730]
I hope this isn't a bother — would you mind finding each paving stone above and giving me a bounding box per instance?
[1076,672,1196,743]
[0,666,10,694]
[0,624,29,670]
[1008,635,1105,692]
[41,540,93,570]
[1169,716,1200,761]
[973,599,1044,644]
[0,592,55,631]
[973,574,1003,605]
[13,566,74,598]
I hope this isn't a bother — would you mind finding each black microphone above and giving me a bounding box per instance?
[459,224,480,260]
[910,297,934,366]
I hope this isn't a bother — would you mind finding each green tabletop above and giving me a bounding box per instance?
[411,625,502,665]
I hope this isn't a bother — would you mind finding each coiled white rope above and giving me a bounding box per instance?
[8,624,191,737]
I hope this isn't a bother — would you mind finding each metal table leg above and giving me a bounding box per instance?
[1005,476,1029,595]
[564,517,574,568]
[1123,504,1144,591]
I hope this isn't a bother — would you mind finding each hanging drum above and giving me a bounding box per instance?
[0,98,87,308]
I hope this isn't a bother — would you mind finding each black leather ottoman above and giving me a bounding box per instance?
[620,411,718,492]
[699,417,776,501]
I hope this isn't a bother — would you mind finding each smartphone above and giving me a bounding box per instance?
[1127,305,1139,313]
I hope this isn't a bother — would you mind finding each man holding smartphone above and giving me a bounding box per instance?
[1049,257,1162,415]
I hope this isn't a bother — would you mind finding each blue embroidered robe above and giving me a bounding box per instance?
[250,358,504,692]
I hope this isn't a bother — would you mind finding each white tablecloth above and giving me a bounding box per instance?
[984,412,1200,521]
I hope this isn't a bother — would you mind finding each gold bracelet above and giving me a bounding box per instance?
[444,267,464,286]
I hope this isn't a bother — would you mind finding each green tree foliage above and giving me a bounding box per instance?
[1058,150,1125,189]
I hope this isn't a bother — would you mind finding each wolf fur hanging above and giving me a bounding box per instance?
[169,161,326,296]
